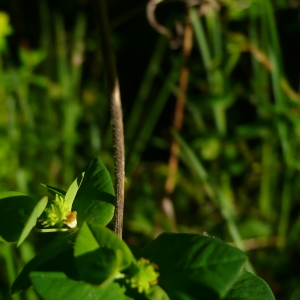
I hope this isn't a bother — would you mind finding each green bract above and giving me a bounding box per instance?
[127,258,159,294]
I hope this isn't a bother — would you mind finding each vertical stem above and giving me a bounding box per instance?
[95,0,125,238]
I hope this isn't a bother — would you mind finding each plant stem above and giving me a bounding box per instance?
[95,0,125,238]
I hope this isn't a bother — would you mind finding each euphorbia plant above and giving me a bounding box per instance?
[0,156,275,299]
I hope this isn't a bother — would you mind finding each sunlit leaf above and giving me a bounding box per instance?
[74,223,134,285]
[72,157,115,226]
[65,172,85,208]
[17,196,48,247]
[145,285,170,300]
[30,272,132,300]
[124,284,170,300]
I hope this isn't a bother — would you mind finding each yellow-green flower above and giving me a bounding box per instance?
[41,194,73,228]
[127,258,159,294]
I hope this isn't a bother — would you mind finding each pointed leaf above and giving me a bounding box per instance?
[17,196,48,247]
[74,223,134,284]
[0,192,36,242]
[65,172,85,208]
[40,184,66,198]
[12,231,78,293]
[30,272,132,300]
[72,157,115,226]
[223,270,276,300]
[140,233,246,300]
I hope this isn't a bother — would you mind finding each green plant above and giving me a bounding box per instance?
[0,156,275,299]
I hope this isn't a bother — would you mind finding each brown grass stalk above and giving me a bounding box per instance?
[162,20,193,231]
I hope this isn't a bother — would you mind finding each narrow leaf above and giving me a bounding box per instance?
[65,172,85,208]
[40,184,66,198]
[17,196,48,247]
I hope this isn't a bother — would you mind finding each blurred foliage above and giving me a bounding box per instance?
[0,0,300,299]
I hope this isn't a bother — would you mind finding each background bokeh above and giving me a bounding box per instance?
[0,0,300,299]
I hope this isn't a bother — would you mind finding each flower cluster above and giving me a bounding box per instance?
[127,258,159,294]
[40,194,77,228]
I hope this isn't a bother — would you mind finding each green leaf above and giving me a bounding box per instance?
[30,272,132,300]
[72,157,115,226]
[65,172,85,208]
[30,271,169,300]
[12,231,78,293]
[17,196,48,247]
[40,184,66,198]
[0,191,36,242]
[140,233,246,300]
[74,222,134,285]
[146,285,170,300]
[223,270,276,300]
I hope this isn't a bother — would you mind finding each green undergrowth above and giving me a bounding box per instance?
[1,157,275,300]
